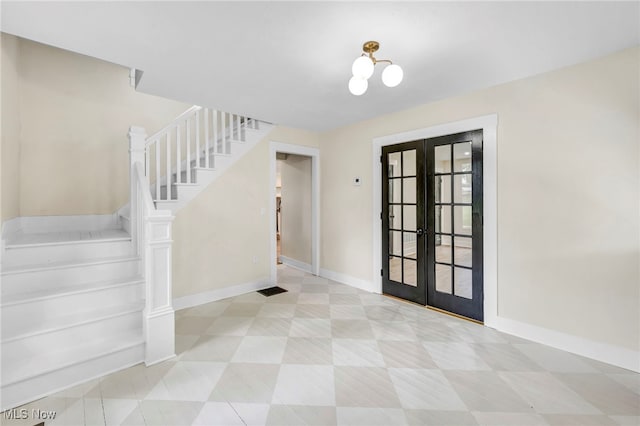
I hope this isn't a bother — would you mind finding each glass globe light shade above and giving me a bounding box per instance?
[352,56,374,79]
[382,64,403,87]
[348,76,368,96]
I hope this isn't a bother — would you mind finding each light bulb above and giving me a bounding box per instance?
[348,76,368,96]
[352,56,374,79]
[382,64,403,87]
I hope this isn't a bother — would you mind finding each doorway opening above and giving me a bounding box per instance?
[276,153,313,270]
[269,142,320,284]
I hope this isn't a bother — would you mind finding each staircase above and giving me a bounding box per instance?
[0,106,272,410]
[0,217,144,409]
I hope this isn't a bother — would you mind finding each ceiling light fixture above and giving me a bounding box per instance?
[349,41,403,96]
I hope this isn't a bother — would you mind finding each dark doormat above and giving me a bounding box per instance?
[258,286,288,297]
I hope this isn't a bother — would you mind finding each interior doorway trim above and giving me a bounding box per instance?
[372,114,498,327]
[269,142,320,283]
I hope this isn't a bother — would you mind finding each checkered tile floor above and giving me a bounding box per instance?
[5,266,639,425]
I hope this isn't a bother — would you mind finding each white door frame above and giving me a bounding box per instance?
[269,142,320,283]
[372,114,498,327]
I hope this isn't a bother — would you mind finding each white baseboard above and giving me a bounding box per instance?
[173,278,273,310]
[1,217,22,237]
[490,316,640,373]
[319,267,377,294]
[280,256,312,273]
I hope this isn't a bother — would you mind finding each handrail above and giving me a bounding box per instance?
[145,105,202,145]
[134,162,156,214]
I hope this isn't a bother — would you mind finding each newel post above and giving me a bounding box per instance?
[127,126,176,365]
[143,210,175,365]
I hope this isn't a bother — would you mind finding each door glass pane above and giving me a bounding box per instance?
[403,232,417,259]
[436,205,451,234]
[435,175,451,204]
[403,150,416,176]
[403,205,416,231]
[435,264,452,294]
[453,142,472,172]
[435,235,452,263]
[454,174,472,204]
[454,206,472,235]
[389,179,401,203]
[454,267,472,299]
[388,152,401,177]
[389,256,401,282]
[434,145,451,173]
[389,205,402,230]
[389,231,402,256]
[404,259,417,286]
[403,178,416,203]
[454,237,472,267]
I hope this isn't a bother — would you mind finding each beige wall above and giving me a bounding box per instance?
[320,46,640,352]
[4,32,637,358]
[1,33,22,223]
[280,154,312,265]
[11,36,190,217]
[172,125,319,298]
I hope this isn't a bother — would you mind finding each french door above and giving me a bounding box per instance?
[381,141,426,305]
[381,130,484,321]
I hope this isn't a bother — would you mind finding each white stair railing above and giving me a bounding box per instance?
[127,106,261,364]
[143,106,260,202]
[128,126,175,365]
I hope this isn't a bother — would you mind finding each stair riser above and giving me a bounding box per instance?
[3,240,134,268]
[1,282,144,334]
[172,169,197,184]
[1,259,140,295]
[2,311,143,364]
[0,342,144,411]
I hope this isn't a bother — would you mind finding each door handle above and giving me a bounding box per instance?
[416,228,424,236]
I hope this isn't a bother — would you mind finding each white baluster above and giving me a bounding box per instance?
[195,109,201,169]
[155,141,160,200]
[176,124,181,184]
[145,145,150,178]
[235,114,240,140]
[212,110,218,154]
[221,111,227,154]
[186,118,191,183]
[204,108,210,168]
[166,133,171,200]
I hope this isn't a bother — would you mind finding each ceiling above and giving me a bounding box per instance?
[2,2,638,131]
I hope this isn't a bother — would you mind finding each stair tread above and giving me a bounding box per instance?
[1,331,144,386]
[1,255,140,275]
[2,301,144,342]
[1,275,144,306]
[5,229,130,248]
